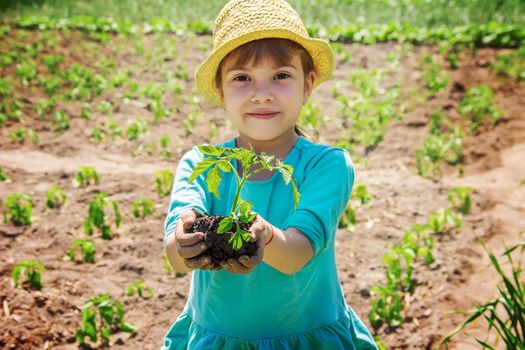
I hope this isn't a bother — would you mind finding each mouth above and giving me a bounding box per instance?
[247,112,279,120]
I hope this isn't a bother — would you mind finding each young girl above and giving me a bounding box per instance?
[162,0,377,348]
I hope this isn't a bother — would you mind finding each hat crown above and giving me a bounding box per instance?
[213,0,309,49]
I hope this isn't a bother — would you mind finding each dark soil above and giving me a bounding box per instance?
[189,209,258,268]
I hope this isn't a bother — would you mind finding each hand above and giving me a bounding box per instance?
[220,213,271,274]
[175,209,221,271]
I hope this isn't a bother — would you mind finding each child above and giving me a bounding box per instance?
[162,0,378,349]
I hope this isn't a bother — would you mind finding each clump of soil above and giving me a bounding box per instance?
[189,209,258,269]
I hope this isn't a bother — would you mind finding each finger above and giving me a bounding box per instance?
[184,255,212,269]
[175,219,205,246]
[249,220,266,242]
[201,262,222,271]
[180,210,196,231]
[176,230,205,247]
[177,241,208,259]
[222,259,250,274]
[238,244,263,268]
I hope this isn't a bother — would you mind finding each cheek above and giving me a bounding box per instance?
[277,82,303,99]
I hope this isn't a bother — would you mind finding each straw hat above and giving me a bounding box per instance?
[195,0,334,106]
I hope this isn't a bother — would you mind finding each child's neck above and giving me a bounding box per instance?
[235,129,299,160]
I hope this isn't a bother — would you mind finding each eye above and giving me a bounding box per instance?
[275,73,290,80]
[233,75,249,82]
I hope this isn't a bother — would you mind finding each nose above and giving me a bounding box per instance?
[251,82,274,104]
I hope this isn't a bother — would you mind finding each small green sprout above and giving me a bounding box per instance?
[64,239,96,263]
[73,166,100,188]
[75,293,135,346]
[133,197,155,218]
[83,192,121,239]
[2,192,33,225]
[12,260,45,289]
[46,186,67,209]
[126,280,153,299]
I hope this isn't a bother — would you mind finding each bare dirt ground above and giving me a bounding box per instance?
[0,26,524,349]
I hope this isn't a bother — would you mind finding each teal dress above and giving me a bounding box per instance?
[162,136,377,350]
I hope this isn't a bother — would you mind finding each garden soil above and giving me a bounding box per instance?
[0,29,524,349]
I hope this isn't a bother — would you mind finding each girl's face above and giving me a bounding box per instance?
[219,51,315,143]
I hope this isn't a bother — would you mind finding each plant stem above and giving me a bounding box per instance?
[228,161,267,215]
[230,177,246,215]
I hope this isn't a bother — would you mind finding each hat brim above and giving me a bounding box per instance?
[195,29,334,106]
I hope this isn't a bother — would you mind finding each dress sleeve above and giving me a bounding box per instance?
[163,147,211,247]
[282,148,355,258]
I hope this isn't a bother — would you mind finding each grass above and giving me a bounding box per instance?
[1,0,525,28]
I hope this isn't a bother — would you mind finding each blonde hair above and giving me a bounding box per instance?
[215,38,314,140]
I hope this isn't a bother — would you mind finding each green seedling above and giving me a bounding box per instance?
[134,142,156,157]
[9,127,39,144]
[0,51,15,67]
[444,126,465,165]
[429,109,444,135]
[90,125,105,144]
[489,46,525,82]
[438,237,525,349]
[155,170,174,198]
[0,166,9,182]
[133,197,155,218]
[80,102,92,120]
[126,118,148,141]
[331,42,351,62]
[2,192,33,225]
[5,99,23,122]
[36,98,56,118]
[75,293,135,346]
[298,99,326,136]
[42,54,64,74]
[98,100,112,115]
[415,134,447,178]
[354,183,374,206]
[162,254,173,274]
[12,260,45,290]
[111,69,130,88]
[64,239,96,263]
[338,202,356,231]
[383,244,416,293]
[368,284,404,330]
[52,110,70,133]
[15,62,37,85]
[8,128,26,142]
[403,224,434,266]
[458,84,503,133]
[151,97,171,121]
[46,185,67,209]
[0,78,10,98]
[419,52,450,97]
[42,75,62,96]
[105,120,122,138]
[73,166,100,188]
[428,208,462,234]
[183,108,199,136]
[188,144,299,251]
[126,280,153,299]
[419,53,450,97]
[159,135,173,160]
[448,187,474,215]
[174,60,189,81]
[83,192,122,240]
